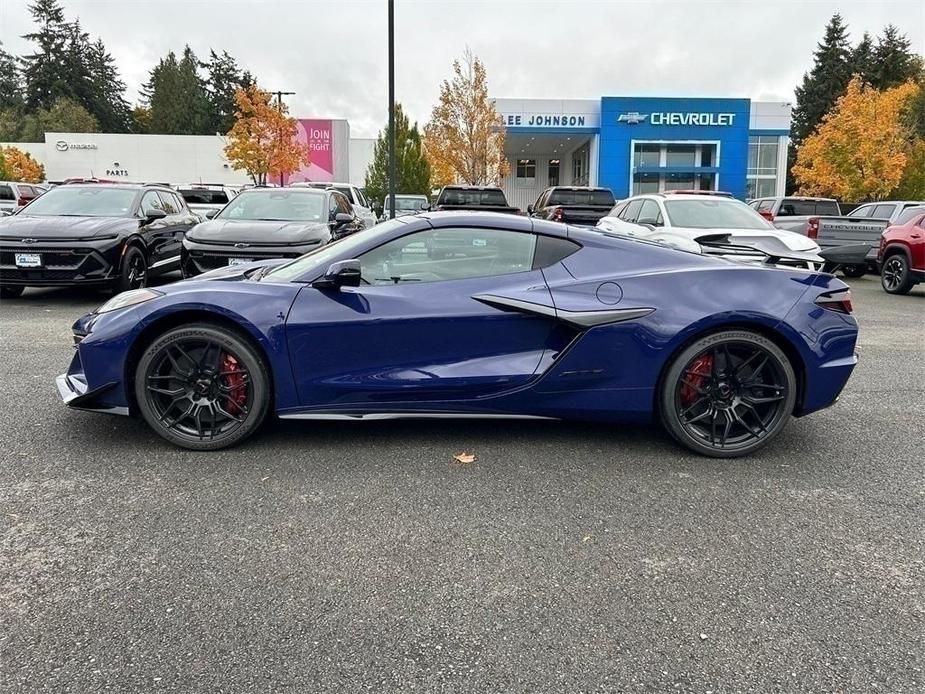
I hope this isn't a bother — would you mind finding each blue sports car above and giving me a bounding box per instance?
[56,212,858,458]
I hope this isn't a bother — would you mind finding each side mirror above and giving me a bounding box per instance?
[143,208,167,224]
[527,204,534,215]
[312,259,361,289]
[420,202,430,211]
[332,212,354,228]
[204,209,219,219]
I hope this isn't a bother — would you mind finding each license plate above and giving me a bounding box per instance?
[14,253,42,268]
[228,257,253,266]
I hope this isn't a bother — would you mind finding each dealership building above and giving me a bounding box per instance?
[5,95,790,208]
[496,96,791,210]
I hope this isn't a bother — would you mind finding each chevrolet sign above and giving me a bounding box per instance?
[617,112,648,124]
[618,112,736,126]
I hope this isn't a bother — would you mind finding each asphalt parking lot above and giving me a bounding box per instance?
[1,274,923,693]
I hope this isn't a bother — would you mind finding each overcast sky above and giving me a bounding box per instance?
[1,0,923,137]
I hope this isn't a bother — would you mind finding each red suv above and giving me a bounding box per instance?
[878,206,925,294]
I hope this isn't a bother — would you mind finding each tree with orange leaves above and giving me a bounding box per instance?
[793,77,920,200]
[423,49,508,187]
[223,84,309,185]
[0,146,45,183]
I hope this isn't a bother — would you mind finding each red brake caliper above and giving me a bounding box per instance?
[681,354,713,406]
[221,353,247,416]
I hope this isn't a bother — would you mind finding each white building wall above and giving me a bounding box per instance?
[349,138,375,185]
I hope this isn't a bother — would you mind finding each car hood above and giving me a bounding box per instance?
[188,219,330,244]
[0,214,134,239]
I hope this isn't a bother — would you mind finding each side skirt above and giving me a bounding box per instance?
[278,411,558,421]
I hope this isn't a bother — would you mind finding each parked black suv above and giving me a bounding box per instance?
[0,183,198,297]
[181,186,362,277]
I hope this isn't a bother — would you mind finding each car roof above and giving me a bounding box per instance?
[756,195,837,202]
[442,185,503,191]
[240,186,326,195]
[419,210,565,236]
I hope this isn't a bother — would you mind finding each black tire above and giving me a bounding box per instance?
[0,286,25,299]
[115,245,148,293]
[881,253,915,295]
[658,330,797,458]
[134,323,271,450]
[841,265,866,278]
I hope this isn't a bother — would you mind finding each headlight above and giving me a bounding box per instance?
[95,288,163,314]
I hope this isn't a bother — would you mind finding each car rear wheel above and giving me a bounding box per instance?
[881,254,914,294]
[0,286,25,299]
[134,324,271,450]
[116,246,148,293]
[841,265,866,278]
[659,330,797,458]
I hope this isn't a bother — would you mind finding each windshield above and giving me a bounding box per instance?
[216,190,325,222]
[180,189,230,205]
[895,206,925,225]
[664,199,773,230]
[440,189,507,206]
[264,218,408,282]
[548,189,615,206]
[21,186,137,217]
[385,196,427,211]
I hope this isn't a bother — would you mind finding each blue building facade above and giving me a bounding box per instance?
[495,96,791,210]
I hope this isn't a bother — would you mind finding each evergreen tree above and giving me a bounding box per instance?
[850,32,875,84]
[19,96,99,141]
[143,46,211,135]
[791,14,853,145]
[201,50,251,134]
[85,38,132,132]
[0,43,23,110]
[20,0,72,111]
[870,25,923,89]
[364,103,431,209]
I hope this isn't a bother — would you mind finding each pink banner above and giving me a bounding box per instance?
[284,119,334,184]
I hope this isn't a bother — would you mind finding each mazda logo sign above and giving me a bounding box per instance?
[55,140,68,152]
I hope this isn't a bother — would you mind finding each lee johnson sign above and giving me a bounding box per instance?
[502,114,588,127]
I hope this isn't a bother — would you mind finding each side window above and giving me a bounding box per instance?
[534,191,547,210]
[0,185,14,201]
[140,191,164,215]
[917,215,925,230]
[157,191,178,214]
[532,235,581,268]
[608,201,627,218]
[757,200,775,213]
[637,199,662,226]
[872,204,896,219]
[848,205,872,218]
[359,227,537,285]
[354,188,367,208]
[335,193,352,215]
[621,199,644,223]
[328,194,340,220]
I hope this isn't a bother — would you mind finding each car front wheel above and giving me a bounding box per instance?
[881,254,915,294]
[659,330,797,458]
[116,245,148,293]
[134,323,271,450]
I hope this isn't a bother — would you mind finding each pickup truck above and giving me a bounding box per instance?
[749,196,841,235]
[432,185,520,214]
[809,200,925,277]
[527,186,616,224]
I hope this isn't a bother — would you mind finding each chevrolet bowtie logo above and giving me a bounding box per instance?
[234,243,249,248]
[617,112,648,124]
[21,238,38,244]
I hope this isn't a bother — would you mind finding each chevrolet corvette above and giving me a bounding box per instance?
[56,212,859,457]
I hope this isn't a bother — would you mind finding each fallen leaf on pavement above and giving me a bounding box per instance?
[453,452,476,464]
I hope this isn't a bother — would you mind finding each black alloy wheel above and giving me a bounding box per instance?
[134,324,270,450]
[881,254,914,295]
[659,330,797,458]
[117,246,148,293]
[0,286,25,299]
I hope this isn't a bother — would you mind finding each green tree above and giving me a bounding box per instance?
[850,31,875,83]
[19,96,99,141]
[364,103,431,209]
[201,50,252,134]
[142,46,211,135]
[0,43,23,110]
[870,25,923,89]
[19,0,71,111]
[83,38,131,132]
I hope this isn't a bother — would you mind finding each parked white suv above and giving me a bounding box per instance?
[0,181,44,215]
[291,182,377,229]
[597,193,822,262]
[176,184,238,219]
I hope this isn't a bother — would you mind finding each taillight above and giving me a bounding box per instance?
[552,207,564,222]
[17,197,29,207]
[815,288,852,314]
[759,210,774,222]
[807,217,819,239]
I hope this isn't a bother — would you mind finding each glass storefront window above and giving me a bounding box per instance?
[548,159,560,187]
[665,145,696,167]
[516,159,536,178]
[746,177,777,199]
[663,173,695,191]
[633,173,660,194]
[634,144,660,168]
[748,136,779,176]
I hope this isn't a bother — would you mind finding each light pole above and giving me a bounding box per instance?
[387,0,396,219]
[272,90,295,186]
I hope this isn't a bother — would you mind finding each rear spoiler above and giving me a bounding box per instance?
[695,234,823,266]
